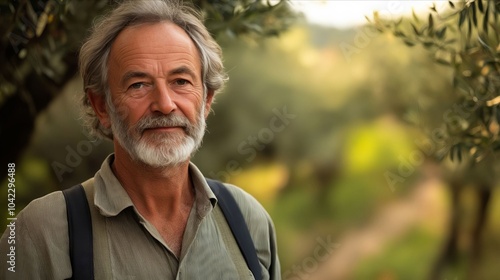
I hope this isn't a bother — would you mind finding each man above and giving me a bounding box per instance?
[0,0,280,279]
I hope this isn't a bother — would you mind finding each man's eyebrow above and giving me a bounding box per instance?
[121,71,150,86]
[169,66,197,80]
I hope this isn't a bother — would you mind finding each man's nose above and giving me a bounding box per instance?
[150,83,176,114]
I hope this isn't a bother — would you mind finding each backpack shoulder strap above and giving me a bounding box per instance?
[206,178,262,280]
[62,184,94,280]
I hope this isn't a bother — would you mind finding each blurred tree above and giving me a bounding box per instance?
[372,1,500,279]
[0,0,295,182]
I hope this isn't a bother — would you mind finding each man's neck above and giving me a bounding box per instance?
[111,147,195,220]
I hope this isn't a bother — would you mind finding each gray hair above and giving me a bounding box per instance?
[79,0,227,139]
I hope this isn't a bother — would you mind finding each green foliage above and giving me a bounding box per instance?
[372,0,500,166]
[0,0,111,104]
[193,0,295,39]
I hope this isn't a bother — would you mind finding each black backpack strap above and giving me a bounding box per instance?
[62,184,94,280]
[206,179,262,280]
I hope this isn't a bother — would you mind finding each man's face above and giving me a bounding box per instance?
[103,22,213,167]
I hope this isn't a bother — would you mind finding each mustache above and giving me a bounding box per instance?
[134,114,192,134]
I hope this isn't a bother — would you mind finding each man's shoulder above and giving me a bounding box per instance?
[219,182,280,278]
[220,182,273,226]
[0,190,71,279]
[16,190,67,233]
[20,190,66,214]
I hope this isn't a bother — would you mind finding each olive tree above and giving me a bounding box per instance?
[372,1,500,278]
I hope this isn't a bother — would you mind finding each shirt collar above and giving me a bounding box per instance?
[93,154,217,217]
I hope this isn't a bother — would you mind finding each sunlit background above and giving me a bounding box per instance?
[291,0,445,28]
[2,1,500,279]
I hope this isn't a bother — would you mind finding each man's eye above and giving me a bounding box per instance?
[129,82,145,89]
[175,79,189,86]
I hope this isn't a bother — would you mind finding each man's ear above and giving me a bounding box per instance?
[87,90,111,129]
[204,89,215,119]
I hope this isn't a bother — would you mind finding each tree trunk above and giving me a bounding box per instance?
[429,180,462,280]
[467,186,492,280]
[0,52,78,182]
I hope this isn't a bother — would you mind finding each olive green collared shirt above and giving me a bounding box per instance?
[0,155,280,279]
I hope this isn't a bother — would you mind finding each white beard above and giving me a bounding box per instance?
[108,103,206,167]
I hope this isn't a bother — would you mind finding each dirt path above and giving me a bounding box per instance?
[301,168,447,280]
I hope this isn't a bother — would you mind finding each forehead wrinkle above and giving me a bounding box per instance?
[112,22,199,58]
[114,43,197,58]
[120,71,150,86]
[108,22,203,85]
[109,40,200,71]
